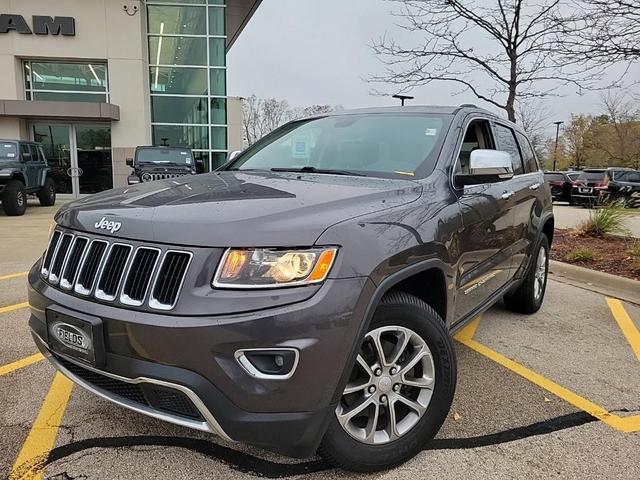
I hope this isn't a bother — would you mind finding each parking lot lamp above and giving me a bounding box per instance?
[553,121,563,171]
[392,94,414,106]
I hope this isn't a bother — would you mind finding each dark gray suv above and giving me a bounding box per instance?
[28,105,553,471]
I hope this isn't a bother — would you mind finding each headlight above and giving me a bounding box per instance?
[213,247,338,288]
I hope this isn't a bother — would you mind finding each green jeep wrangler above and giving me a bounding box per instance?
[0,140,56,216]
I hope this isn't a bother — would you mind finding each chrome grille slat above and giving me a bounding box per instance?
[43,231,191,310]
[60,237,89,290]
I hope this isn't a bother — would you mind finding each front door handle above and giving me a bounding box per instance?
[529,183,541,190]
[501,191,515,200]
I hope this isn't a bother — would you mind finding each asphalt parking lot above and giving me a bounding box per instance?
[1,201,639,479]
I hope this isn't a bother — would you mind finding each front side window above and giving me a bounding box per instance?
[229,114,450,179]
[457,119,494,174]
[493,123,524,175]
[24,61,108,103]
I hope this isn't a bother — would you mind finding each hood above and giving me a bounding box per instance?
[55,171,422,247]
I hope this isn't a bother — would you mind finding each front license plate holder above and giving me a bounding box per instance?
[45,305,106,367]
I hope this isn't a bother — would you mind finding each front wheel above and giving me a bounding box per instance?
[318,291,456,472]
[38,177,56,207]
[504,235,549,314]
[2,180,27,216]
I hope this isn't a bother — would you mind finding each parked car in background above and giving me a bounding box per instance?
[571,169,607,207]
[126,147,200,185]
[598,169,640,208]
[0,139,56,216]
[544,171,579,204]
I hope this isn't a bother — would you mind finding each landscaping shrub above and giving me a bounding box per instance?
[565,248,595,263]
[578,202,629,237]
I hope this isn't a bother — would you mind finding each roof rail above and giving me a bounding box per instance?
[459,103,478,108]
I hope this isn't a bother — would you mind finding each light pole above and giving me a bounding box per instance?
[552,121,563,171]
[392,94,414,106]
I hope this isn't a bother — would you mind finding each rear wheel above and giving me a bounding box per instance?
[318,291,456,472]
[2,180,27,216]
[38,177,56,207]
[504,235,549,314]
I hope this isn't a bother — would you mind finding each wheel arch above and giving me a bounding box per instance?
[541,214,554,247]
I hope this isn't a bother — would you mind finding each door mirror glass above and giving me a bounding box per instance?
[455,149,514,186]
[126,157,134,167]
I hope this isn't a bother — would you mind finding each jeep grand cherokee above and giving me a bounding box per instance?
[28,105,553,472]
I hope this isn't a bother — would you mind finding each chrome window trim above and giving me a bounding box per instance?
[74,239,109,296]
[34,333,232,441]
[234,348,300,381]
[94,243,133,302]
[48,233,74,285]
[148,250,194,311]
[59,235,89,290]
[120,247,162,307]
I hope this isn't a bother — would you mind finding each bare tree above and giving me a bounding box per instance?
[596,93,640,169]
[371,0,601,121]
[515,100,551,159]
[567,1,640,64]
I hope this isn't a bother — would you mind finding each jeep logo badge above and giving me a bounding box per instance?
[50,322,89,352]
[95,217,122,234]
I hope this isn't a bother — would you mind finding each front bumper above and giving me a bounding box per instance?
[28,265,374,457]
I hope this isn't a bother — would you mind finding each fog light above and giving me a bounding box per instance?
[235,348,299,380]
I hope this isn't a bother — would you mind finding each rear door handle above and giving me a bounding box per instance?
[529,183,541,190]
[501,191,515,200]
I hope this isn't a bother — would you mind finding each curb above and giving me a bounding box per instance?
[549,260,640,306]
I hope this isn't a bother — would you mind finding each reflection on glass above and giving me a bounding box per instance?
[32,124,72,194]
[210,69,226,95]
[209,38,225,66]
[152,96,209,124]
[211,152,227,170]
[150,67,208,95]
[32,92,107,103]
[149,36,208,66]
[211,127,227,150]
[26,62,107,92]
[153,125,209,150]
[210,98,226,124]
[75,126,113,194]
[147,6,207,35]
[208,7,225,35]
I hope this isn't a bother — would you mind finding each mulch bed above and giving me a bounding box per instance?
[550,229,640,281]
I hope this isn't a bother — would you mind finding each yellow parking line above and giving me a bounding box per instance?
[0,271,28,281]
[455,317,640,433]
[9,372,74,480]
[606,298,640,361]
[0,302,29,314]
[0,354,44,377]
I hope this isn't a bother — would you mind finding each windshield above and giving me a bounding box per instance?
[0,142,18,161]
[613,171,640,183]
[567,172,580,181]
[228,114,451,178]
[577,171,605,182]
[136,148,193,166]
[544,173,565,182]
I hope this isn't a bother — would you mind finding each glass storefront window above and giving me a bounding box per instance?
[153,125,209,150]
[152,96,209,124]
[150,67,208,95]
[208,7,225,36]
[209,38,225,66]
[211,127,227,150]
[210,98,226,124]
[24,61,109,103]
[148,5,207,35]
[211,152,227,170]
[149,36,208,66]
[210,69,226,95]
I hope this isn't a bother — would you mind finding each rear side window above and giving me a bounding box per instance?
[20,144,33,162]
[493,123,524,175]
[544,173,565,182]
[578,171,606,182]
[516,132,538,173]
[28,144,39,162]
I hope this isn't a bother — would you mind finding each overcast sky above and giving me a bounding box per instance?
[227,0,640,127]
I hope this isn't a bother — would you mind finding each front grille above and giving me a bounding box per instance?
[142,173,188,182]
[150,251,192,310]
[42,230,191,311]
[56,355,203,421]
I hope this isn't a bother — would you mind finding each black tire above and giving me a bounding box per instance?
[38,177,56,207]
[1,180,27,216]
[504,235,550,314]
[318,291,457,472]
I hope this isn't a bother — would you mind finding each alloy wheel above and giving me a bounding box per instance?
[336,325,435,445]
[16,191,24,207]
[534,246,547,300]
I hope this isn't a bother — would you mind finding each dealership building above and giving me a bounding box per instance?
[0,0,259,196]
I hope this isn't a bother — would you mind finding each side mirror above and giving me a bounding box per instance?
[226,150,242,163]
[455,150,514,186]
[126,158,134,167]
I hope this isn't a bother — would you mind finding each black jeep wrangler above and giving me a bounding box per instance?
[126,146,199,185]
[0,140,56,216]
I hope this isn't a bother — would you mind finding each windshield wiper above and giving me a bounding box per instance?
[271,166,364,177]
